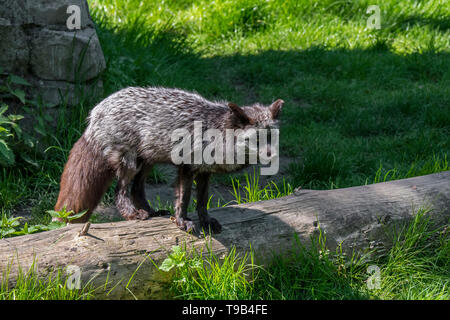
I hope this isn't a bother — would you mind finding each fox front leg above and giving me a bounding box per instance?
[195,173,222,233]
[174,165,195,232]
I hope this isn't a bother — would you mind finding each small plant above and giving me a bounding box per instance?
[0,72,38,168]
[0,212,50,239]
[192,193,223,210]
[159,244,258,300]
[159,245,202,273]
[0,212,23,238]
[0,72,31,104]
[0,105,25,167]
[46,206,87,224]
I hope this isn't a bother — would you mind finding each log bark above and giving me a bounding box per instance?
[1,171,449,299]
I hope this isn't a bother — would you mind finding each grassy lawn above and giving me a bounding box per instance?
[89,0,450,190]
[1,0,449,299]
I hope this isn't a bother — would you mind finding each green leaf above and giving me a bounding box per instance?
[0,228,16,238]
[171,245,183,256]
[189,258,202,269]
[67,210,88,221]
[47,221,65,230]
[8,114,24,121]
[0,104,8,116]
[8,217,23,228]
[34,126,47,137]
[11,89,26,104]
[27,224,50,234]
[0,139,15,166]
[43,113,53,122]
[23,136,35,148]
[46,210,63,218]
[20,153,39,168]
[8,121,22,139]
[159,257,176,272]
[26,99,39,107]
[8,74,31,86]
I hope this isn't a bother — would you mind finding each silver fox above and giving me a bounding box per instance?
[54,86,284,233]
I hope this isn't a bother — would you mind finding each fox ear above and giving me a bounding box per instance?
[228,102,253,124]
[269,99,284,119]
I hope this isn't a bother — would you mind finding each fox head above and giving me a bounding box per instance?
[226,99,284,174]
[171,98,284,175]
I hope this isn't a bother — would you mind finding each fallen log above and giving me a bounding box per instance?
[1,171,449,299]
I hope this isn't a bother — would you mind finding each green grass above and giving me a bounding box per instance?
[0,262,94,300]
[373,154,449,184]
[230,169,293,204]
[373,208,450,299]
[0,0,449,299]
[160,244,258,299]
[162,208,449,300]
[87,0,449,191]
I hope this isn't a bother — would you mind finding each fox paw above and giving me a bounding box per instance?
[200,217,222,234]
[175,217,196,233]
[123,209,150,220]
[136,209,151,220]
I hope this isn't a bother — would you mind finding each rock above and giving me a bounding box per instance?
[29,78,104,108]
[26,0,93,29]
[0,18,29,74]
[30,27,105,82]
[0,0,105,106]
[0,0,93,28]
[0,0,28,25]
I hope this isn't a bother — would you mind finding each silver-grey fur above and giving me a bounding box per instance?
[62,86,284,233]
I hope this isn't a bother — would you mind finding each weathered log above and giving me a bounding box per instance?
[0,171,449,299]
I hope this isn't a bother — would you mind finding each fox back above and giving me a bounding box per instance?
[84,87,282,170]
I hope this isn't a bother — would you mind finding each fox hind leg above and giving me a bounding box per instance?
[130,163,156,214]
[115,154,149,220]
[130,163,169,216]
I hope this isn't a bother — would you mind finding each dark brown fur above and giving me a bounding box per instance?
[54,136,114,223]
